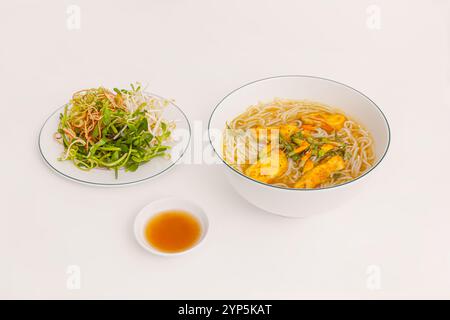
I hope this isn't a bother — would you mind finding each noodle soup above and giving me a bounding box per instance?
[223,99,374,189]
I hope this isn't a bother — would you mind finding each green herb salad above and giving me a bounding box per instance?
[54,84,175,178]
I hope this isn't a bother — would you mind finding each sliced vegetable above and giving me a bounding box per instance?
[55,84,174,178]
[289,140,310,156]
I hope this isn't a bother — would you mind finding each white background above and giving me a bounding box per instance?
[1,0,450,299]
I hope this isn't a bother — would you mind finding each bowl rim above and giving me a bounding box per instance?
[38,92,192,187]
[207,75,391,192]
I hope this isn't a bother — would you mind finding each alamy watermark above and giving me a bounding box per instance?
[66,265,81,290]
[366,5,381,30]
[172,123,284,177]
[66,5,81,30]
[366,264,382,291]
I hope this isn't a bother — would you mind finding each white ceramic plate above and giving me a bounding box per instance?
[39,95,191,186]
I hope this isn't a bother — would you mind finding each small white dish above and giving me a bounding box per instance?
[134,197,209,256]
[38,93,191,187]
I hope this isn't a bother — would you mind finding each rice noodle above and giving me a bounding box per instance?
[223,99,375,188]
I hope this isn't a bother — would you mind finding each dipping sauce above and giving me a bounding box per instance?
[144,210,202,253]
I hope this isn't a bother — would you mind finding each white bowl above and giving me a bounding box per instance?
[134,197,209,256]
[208,75,391,218]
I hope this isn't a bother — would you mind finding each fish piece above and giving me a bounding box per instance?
[307,112,346,131]
[320,143,335,153]
[302,159,315,173]
[291,140,310,155]
[322,113,346,130]
[252,124,299,142]
[245,150,288,184]
[294,155,345,188]
[279,124,300,140]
